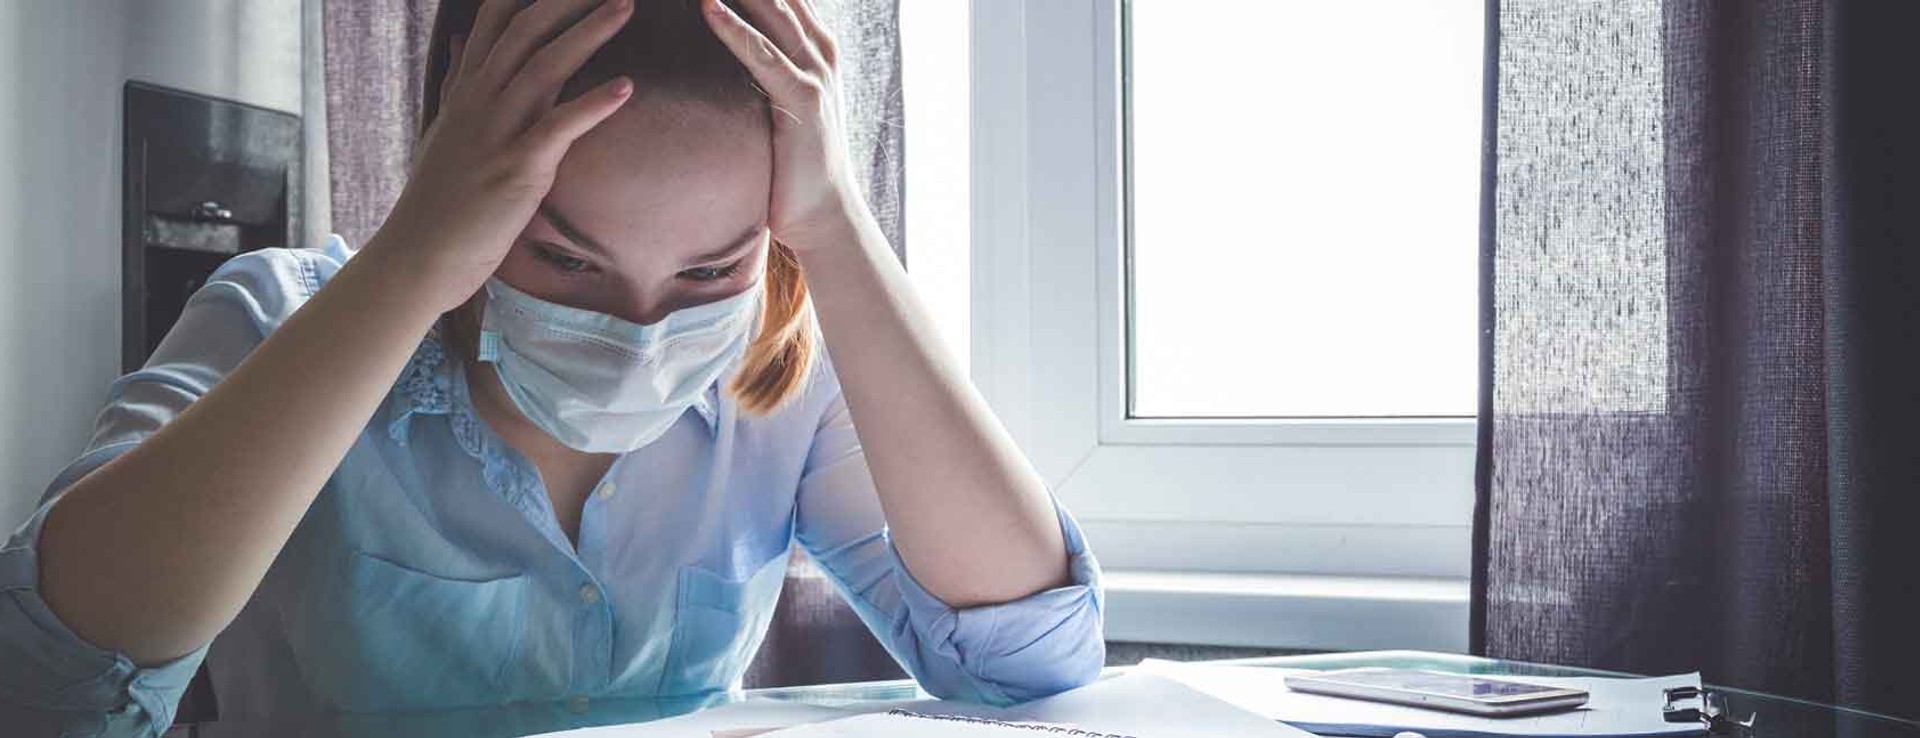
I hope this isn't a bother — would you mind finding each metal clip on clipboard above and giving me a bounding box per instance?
[1664,686,1758,736]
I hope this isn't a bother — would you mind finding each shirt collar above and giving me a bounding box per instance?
[386,330,455,445]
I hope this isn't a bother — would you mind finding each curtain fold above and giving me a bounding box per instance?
[322,0,906,689]
[1478,0,1920,718]
[322,0,436,251]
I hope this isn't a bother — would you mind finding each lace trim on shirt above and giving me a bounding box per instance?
[387,330,452,445]
[451,380,544,514]
[386,328,544,511]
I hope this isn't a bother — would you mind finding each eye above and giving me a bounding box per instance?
[677,261,743,282]
[530,243,595,274]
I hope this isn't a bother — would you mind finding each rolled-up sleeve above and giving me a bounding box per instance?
[1,483,210,737]
[792,386,1106,706]
[0,241,345,736]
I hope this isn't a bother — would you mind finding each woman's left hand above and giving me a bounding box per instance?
[708,0,1073,611]
[703,0,868,255]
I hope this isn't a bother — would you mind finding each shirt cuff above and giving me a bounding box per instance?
[884,499,1106,704]
[1,451,209,733]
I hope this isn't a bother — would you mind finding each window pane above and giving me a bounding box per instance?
[1127,1,1484,418]
[901,0,971,372]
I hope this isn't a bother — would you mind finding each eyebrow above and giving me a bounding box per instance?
[687,225,765,265]
[537,201,612,259]
[537,201,763,267]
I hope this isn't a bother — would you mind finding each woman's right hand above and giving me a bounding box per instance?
[368,0,636,314]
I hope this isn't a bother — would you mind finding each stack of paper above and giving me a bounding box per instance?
[765,673,1314,737]
[522,701,859,738]
[751,713,1081,737]
[525,663,1708,738]
[525,674,1311,738]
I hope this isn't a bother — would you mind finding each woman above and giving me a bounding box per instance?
[0,0,1103,733]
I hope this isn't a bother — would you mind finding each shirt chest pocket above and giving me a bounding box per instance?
[658,552,790,695]
[285,550,530,711]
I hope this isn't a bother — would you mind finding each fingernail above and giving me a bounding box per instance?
[612,77,633,96]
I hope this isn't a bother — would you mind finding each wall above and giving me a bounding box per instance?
[0,0,305,532]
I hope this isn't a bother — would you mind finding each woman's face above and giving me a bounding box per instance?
[493,95,772,325]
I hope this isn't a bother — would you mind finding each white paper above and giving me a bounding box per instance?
[755,713,1066,737]
[761,673,1315,738]
[1134,661,1707,738]
[1001,673,1315,738]
[521,700,858,738]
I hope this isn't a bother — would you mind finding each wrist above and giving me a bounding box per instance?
[341,234,471,323]
[781,195,885,262]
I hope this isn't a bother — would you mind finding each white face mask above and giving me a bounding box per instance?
[476,277,763,453]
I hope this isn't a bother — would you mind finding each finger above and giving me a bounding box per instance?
[505,0,634,110]
[788,0,839,68]
[703,0,815,100]
[479,0,607,89]
[440,34,468,110]
[523,75,633,163]
[462,0,522,78]
[737,0,827,72]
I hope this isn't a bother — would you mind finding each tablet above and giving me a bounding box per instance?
[1283,668,1590,717]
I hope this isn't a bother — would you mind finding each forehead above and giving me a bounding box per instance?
[543,96,771,261]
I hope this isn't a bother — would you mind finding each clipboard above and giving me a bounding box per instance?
[1663,686,1758,737]
[1135,660,1735,738]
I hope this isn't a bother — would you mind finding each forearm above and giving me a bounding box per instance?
[37,241,444,665]
[794,211,1069,608]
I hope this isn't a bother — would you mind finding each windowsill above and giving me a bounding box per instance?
[1101,570,1471,653]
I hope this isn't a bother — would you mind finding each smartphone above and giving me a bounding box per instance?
[1283,668,1590,717]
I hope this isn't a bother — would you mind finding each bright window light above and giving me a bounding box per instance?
[900,0,970,373]
[1127,1,1484,418]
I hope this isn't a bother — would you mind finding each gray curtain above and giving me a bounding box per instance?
[322,0,435,251]
[1477,0,1920,719]
[322,0,906,690]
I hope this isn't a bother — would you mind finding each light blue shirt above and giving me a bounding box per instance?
[0,236,1105,737]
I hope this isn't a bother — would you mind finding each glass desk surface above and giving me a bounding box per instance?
[170,650,1920,738]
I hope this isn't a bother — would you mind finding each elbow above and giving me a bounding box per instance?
[962,599,1109,705]
[980,622,1107,705]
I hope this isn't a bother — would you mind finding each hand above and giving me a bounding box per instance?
[369,0,636,314]
[702,0,871,255]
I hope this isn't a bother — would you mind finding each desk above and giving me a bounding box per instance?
[169,650,1920,738]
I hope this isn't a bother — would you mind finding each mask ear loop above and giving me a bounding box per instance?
[473,280,509,365]
[428,276,495,368]
[746,277,770,342]
[477,331,505,364]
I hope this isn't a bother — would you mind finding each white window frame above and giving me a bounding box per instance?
[968,0,1475,650]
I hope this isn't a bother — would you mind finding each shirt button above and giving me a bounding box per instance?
[579,584,601,605]
[569,695,590,714]
[597,482,616,500]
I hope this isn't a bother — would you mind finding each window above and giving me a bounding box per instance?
[900,0,971,371]
[956,1,1482,650]
[1127,1,1482,419]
